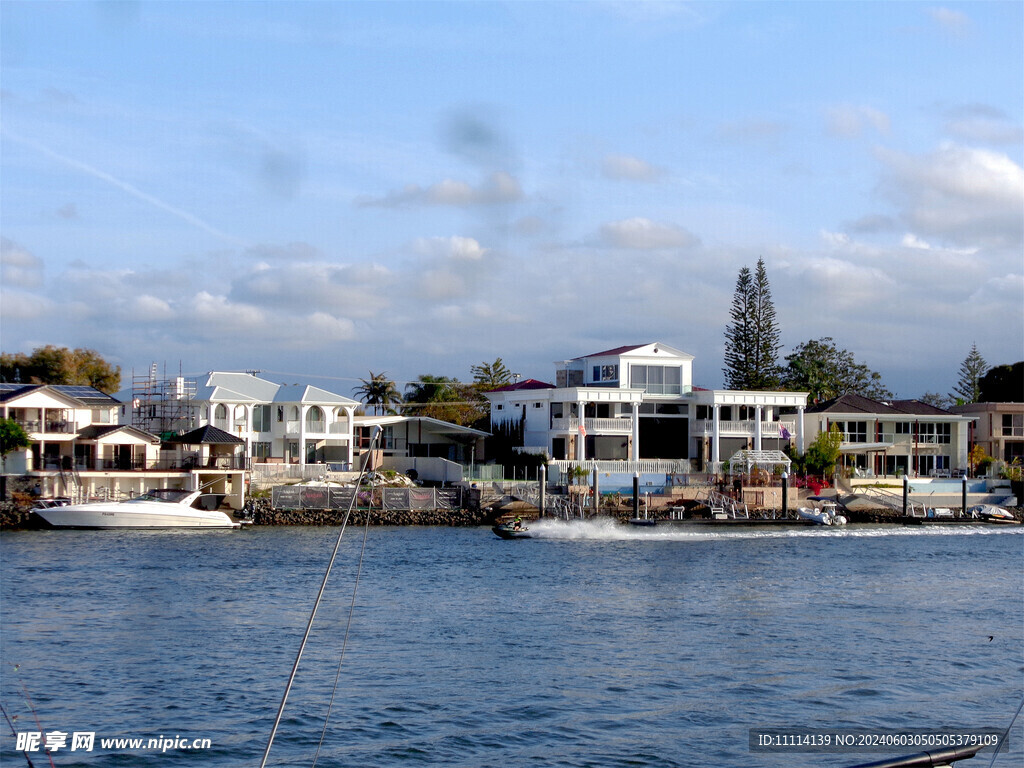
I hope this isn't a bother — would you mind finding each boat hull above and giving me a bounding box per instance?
[492,524,532,539]
[33,501,240,529]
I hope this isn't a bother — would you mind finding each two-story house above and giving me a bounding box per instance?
[802,393,974,477]
[484,343,808,471]
[950,401,1024,467]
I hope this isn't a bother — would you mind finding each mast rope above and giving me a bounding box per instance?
[258,427,382,768]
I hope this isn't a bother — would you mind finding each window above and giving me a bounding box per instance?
[91,408,111,424]
[253,405,271,432]
[277,406,284,423]
[918,423,951,444]
[592,364,618,383]
[305,406,325,430]
[214,403,227,421]
[252,442,272,460]
[895,422,912,435]
[835,421,868,442]
[1003,413,1024,437]
[533,402,544,409]
[629,365,682,395]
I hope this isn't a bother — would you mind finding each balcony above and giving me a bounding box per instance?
[551,417,634,435]
[692,420,796,438]
[16,419,78,435]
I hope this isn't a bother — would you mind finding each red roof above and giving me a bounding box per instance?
[486,379,555,393]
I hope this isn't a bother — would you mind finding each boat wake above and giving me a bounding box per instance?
[510,518,1023,542]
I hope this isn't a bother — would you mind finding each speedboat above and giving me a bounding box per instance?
[32,488,243,529]
[492,523,532,539]
[797,500,847,526]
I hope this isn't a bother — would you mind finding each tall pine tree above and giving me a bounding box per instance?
[723,258,782,389]
[950,343,987,404]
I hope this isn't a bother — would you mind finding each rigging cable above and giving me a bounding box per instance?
[310,478,374,768]
[986,692,1024,768]
[257,426,382,768]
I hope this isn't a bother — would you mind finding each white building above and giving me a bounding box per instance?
[484,343,808,470]
[0,383,245,504]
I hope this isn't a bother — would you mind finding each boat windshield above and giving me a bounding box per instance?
[130,489,193,504]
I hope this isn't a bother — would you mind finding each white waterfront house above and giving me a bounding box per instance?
[483,343,808,471]
[0,382,247,504]
[130,371,363,468]
[129,371,489,481]
[803,393,975,477]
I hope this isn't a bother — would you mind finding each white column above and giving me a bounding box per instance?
[631,402,640,461]
[244,404,253,466]
[344,406,356,468]
[754,405,763,451]
[576,401,586,462]
[797,405,805,454]
[712,404,721,465]
[208,402,215,426]
[299,405,307,466]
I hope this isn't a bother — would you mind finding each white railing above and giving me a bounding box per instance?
[551,417,633,434]
[328,422,352,435]
[251,463,330,486]
[692,419,796,437]
[548,459,692,476]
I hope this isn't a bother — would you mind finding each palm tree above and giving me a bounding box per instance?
[353,372,400,416]
[470,358,513,390]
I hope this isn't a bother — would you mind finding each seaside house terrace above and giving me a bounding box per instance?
[802,394,974,477]
[0,383,247,503]
[483,343,808,474]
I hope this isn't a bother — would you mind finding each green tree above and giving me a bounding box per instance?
[919,392,951,410]
[470,358,513,390]
[804,423,843,478]
[0,418,31,462]
[949,343,987,404]
[0,346,121,393]
[978,361,1023,403]
[781,337,892,402]
[352,371,400,415]
[723,258,781,389]
[403,375,484,426]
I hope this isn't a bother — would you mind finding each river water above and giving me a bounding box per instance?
[1,521,1021,767]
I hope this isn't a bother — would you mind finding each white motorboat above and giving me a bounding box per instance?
[797,501,848,526]
[32,488,243,529]
[968,504,1019,524]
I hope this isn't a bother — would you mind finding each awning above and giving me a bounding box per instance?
[840,442,893,453]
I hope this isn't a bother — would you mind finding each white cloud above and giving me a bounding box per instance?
[131,294,175,321]
[305,311,357,340]
[357,171,523,207]
[901,233,931,250]
[0,238,44,289]
[928,7,971,36]
[0,289,53,320]
[825,104,890,139]
[876,143,1024,249]
[230,261,391,319]
[413,236,487,261]
[601,154,664,181]
[599,217,700,249]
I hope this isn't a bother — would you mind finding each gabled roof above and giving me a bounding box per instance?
[355,415,490,438]
[571,342,694,361]
[168,425,245,444]
[806,393,960,417]
[77,424,160,443]
[189,372,359,407]
[0,383,120,407]
[486,379,555,393]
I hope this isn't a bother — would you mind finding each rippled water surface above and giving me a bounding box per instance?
[2,522,1022,767]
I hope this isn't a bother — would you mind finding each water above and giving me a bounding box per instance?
[1,522,1021,768]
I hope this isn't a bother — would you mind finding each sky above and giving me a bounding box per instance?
[1,1,1022,399]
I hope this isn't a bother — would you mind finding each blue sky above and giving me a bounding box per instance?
[2,1,1021,398]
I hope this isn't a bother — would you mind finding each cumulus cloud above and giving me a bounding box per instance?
[0,289,53,321]
[876,143,1024,249]
[357,171,523,207]
[825,104,890,139]
[131,294,175,321]
[305,311,357,340]
[599,218,700,250]
[0,237,44,289]
[230,261,391,319]
[413,236,487,261]
[602,154,664,181]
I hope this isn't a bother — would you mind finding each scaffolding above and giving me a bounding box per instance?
[130,362,198,438]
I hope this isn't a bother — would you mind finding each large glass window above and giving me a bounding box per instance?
[1003,413,1023,437]
[252,441,272,460]
[253,405,271,432]
[835,421,868,442]
[629,365,682,395]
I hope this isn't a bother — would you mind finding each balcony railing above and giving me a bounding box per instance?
[30,456,249,472]
[551,417,634,435]
[692,420,796,438]
[15,420,78,434]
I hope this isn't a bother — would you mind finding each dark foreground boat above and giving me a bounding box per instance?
[844,743,983,767]
[492,523,532,539]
